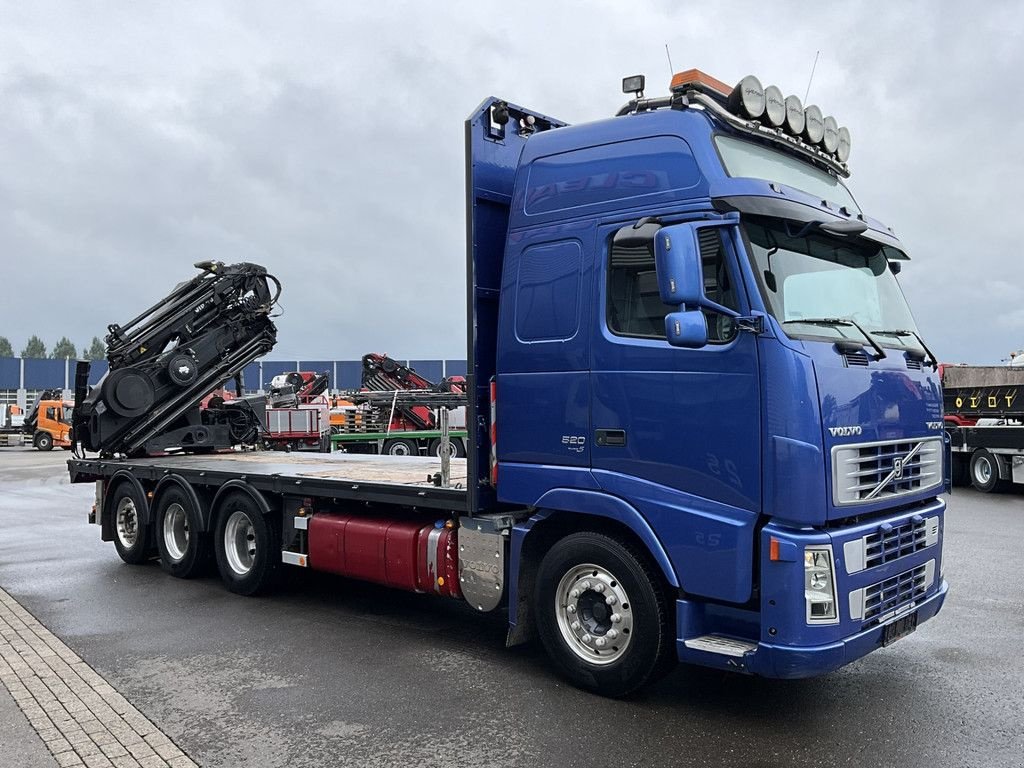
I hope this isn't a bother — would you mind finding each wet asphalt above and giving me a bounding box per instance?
[0,447,1021,768]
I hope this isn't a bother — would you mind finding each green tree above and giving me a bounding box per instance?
[84,336,106,360]
[0,336,12,357]
[21,336,47,358]
[51,337,77,359]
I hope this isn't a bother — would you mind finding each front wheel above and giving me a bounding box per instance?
[213,492,279,595]
[33,431,53,451]
[534,531,674,697]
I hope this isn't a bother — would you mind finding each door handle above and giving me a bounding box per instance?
[595,429,626,447]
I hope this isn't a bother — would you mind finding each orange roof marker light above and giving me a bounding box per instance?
[669,69,732,99]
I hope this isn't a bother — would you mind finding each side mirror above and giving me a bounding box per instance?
[665,310,708,348]
[653,224,704,306]
[655,222,741,318]
[888,260,902,275]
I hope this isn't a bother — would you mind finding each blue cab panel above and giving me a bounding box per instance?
[468,94,947,678]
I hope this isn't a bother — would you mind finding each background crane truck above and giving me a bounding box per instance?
[68,70,948,696]
[942,362,1024,492]
[329,353,468,458]
[1,388,73,450]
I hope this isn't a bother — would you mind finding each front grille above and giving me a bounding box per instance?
[833,437,943,506]
[862,563,928,628]
[864,518,929,569]
[905,356,923,371]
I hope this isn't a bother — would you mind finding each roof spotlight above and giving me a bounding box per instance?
[783,95,804,136]
[822,116,840,154]
[836,126,851,162]
[763,85,786,127]
[729,75,766,119]
[803,104,825,144]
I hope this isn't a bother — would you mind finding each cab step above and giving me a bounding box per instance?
[683,635,758,657]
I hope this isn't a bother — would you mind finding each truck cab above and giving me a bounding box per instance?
[468,71,947,690]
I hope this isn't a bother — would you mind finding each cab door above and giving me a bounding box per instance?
[589,220,761,603]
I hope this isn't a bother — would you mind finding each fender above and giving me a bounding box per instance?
[506,488,679,642]
[153,474,213,532]
[530,488,679,587]
[211,479,272,520]
[104,471,150,538]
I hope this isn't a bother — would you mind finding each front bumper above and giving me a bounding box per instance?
[744,578,948,678]
[674,579,948,677]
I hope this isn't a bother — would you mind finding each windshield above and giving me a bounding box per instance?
[743,215,923,351]
[715,135,859,212]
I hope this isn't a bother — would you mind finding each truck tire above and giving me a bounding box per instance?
[154,486,212,579]
[33,432,53,451]
[534,531,674,697]
[109,482,151,565]
[970,449,1004,493]
[950,454,970,487]
[383,438,417,456]
[428,437,466,459]
[213,492,279,596]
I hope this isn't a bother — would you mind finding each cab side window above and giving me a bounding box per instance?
[45,406,56,420]
[607,228,740,343]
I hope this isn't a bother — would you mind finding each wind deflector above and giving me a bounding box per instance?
[465,98,566,514]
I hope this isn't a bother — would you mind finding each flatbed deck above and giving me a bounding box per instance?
[68,452,469,510]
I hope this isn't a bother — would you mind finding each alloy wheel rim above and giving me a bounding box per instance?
[554,563,633,665]
[224,510,256,576]
[115,497,138,549]
[162,503,190,562]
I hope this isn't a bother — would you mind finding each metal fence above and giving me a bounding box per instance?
[0,357,469,405]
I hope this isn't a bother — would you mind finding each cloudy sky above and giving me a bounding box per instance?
[1,1,1022,363]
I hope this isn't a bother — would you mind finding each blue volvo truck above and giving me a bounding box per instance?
[69,70,948,696]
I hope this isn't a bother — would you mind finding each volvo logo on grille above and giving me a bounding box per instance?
[829,425,863,437]
[865,442,923,500]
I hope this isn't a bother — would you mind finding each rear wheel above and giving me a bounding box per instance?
[214,492,279,595]
[970,449,1004,493]
[534,531,674,697]
[428,437,465,459]
[109,482,150,564]
[155,486,212,578]
[33,431,53,451]
[383,438,417,456]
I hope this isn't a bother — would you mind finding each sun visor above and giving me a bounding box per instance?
[714,195,908,257]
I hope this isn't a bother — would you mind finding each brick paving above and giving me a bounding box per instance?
[0,587,198,768]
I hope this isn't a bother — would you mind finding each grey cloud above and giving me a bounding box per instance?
[1,1,1022,363]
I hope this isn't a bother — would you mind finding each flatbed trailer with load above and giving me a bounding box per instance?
[70,70,949,695]
[942,364,1024,492]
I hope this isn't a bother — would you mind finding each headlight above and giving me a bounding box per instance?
[822,116,840,154]
[805,545,839,623]
[783,95,805,135]
[763,85,786,127]
[836,126,851,162]
[803,105,825,144]
[729,75,766,119]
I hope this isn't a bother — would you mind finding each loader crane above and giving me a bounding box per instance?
[72,261,280,458]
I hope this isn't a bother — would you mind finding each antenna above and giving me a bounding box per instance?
[804,50,820,103]
[664,43,674,77]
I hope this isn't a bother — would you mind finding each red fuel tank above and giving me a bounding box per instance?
[307,513,461,598]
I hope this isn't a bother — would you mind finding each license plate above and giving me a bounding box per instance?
[882,611,918,646]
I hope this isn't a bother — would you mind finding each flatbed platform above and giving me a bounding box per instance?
[68,452,469,510]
